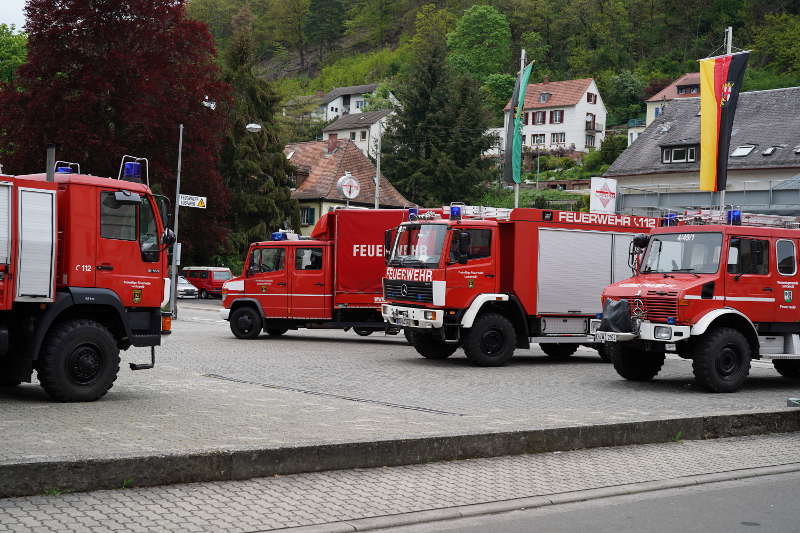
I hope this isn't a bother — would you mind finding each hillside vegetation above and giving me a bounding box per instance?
[188,0,800,126]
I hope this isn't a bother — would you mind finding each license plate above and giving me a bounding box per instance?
[595,331,617,342]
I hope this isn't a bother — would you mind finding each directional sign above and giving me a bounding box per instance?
[178,194,207,209]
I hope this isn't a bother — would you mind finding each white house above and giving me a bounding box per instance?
[645,73,700,126]
[321,109,393,159]
[320,84,380,122]
[501,78,607,153]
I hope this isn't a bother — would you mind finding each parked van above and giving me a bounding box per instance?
[182,266,233,299]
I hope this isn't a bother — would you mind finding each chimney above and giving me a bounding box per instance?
[543,76,549,84]
[327,133,338,154]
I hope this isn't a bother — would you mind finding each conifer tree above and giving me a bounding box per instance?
[220,12,300,260]
[304,0,345,63]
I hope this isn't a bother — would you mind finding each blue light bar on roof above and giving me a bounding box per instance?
[271,231,287,241]
[726,209,742,226]
[450,205,462,221]
[408,207,418,220]
[123,162,142,180]
[55,167,72,174]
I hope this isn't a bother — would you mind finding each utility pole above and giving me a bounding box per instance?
[374,120,382,209]
[720,27,732,210]
[170,124,184,319]
[514,49,526,209]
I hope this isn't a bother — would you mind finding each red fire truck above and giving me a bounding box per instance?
[381,206,657,366]
[593,210,800,392]
[221,209,433,339]
[0,155,173,401]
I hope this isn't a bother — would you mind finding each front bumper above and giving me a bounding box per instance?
[220,308,230,321]
[381,304,443,329]
[591,319,691,343]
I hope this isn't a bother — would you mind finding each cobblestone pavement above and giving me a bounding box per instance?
[1,303,798,463]
[1,433,799,532]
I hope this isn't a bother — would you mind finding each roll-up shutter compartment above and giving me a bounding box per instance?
[16,188,56,302]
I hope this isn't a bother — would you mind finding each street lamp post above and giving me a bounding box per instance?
[169,124,184,319]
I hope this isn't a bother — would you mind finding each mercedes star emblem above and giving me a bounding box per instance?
[400,284,408,297]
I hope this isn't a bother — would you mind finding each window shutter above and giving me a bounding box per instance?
[310,208,316,223]
[549,111,553,123]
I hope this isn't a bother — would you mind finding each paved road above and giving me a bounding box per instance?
[1,433,799,532]
[390,470,800,533]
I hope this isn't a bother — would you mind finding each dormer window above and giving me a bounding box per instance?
[662,145,697,163]
[539,92,551,103]
[677,85,699,95]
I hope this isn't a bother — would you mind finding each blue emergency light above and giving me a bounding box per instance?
[450,205,462,221]
[123,162,142,181]
[408,207,418,220]
[271,231,287,241]
[667,317,676,325]
[726,209,742,226]
[661,213,678,227]
[55,167,72,174]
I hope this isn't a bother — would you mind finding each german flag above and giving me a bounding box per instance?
[699,52,749,191]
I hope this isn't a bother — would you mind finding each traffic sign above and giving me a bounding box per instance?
[337,173,360,200]
[178,194,207,208]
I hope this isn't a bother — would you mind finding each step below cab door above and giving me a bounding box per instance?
[245,246,288,318]
[289,245,332,320]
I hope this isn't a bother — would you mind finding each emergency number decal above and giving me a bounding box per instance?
[557,211,656,228]
[75,264,93,272]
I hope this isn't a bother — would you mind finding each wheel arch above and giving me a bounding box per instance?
[692,308,759,353]
[229,298,264,318]
[468,296,530,349]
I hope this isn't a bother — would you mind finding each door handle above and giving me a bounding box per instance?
[763,287,773,292]
[277,282,287,286]
[96,264,114,271]
[485,274,495,278]
[313,282,325,286]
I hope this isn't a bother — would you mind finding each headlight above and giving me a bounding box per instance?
[424,311,437,320]
[654,326,672,340]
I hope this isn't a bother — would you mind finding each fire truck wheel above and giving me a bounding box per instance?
[199,289,208,299]
[354,328,374,336]
[37,319,120,402]
[608,343,665,381]
[773,360,800,379]
[595,344,611,363]
[540,343,578,360]
[229,307,262,339]
[266,328,288,337]
[404,328,416,345]
[463,313,516,367]
[692,327,751,392]
[412,333,459,359]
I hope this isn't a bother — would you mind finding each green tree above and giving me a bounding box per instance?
[480,73,515,125]
[381,5,493,206]
[269,0,311,71]
[598,134,628,166]
[752,13,800,75]
[304,0,345,63]
[0,24,26,83]
[601,70,646,125]
[220,21,300,261]
[447,5,512,83]
[361,82,396,111]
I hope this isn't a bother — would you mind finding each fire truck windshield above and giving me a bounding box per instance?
[389,223,448,267]
[641,232,723,274]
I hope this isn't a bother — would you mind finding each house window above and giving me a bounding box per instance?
[300,207,316,226]
[551,132,565,144]
[355,100,364,109]
[587,92,597,104]
[534,111,545,124]
[550,110,563,124]
[350,131,356,141]
[360,130,367,141]
[655,106,663,118]
[522,135,527,145]
[532,134,545,145]
[731,145,755,157]
[586,112,596,130]
[677,85,699,95]
[539,92,551,103]
[585,135,595,148]
[662,145,697,163]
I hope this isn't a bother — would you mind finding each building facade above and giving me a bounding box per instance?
[321,110,393,159]
[645,73,700,126]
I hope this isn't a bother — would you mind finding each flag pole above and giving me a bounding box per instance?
[514,49,526,209]
[719,26,732,211]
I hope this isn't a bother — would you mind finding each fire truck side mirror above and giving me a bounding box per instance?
[161,228,176,246]
[114,190,142,204]
[457,231,471,264]
[384,229,393,263]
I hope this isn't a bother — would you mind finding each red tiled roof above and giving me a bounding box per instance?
[504,78,593,111]
[284,140,409,207]
[646,73,700,102]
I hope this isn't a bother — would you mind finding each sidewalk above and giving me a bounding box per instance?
[1,433,798,532]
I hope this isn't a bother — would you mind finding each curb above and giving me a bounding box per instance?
[1,410,798,498]
[266,463,800,533]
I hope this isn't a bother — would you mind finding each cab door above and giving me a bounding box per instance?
[774,238,800,323]
[289,246,332,320]
[95,189,163,307]
[725,236,775,323]
[245,246,288,317]
[445,228,497,302]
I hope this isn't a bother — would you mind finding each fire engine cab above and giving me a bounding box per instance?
[221,208,431,339]
[381,205,657,366]
[594,209,800,392]
[0,155,173,402]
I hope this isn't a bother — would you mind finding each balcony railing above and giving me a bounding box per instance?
[585,121,604,132]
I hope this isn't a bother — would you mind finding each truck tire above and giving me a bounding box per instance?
[229,307,262,339]
[692,327,751,393]
[595,344,611,363]
[772,360,800,379]
[36,319,120,402]
[413,333,459,359]
[608,343,664,381]
[353,328,373,336]
[199,289,208,299]
[266,328,288,337]
[404,328,415,345]
[463,313,516,367]
[540,343,578,360]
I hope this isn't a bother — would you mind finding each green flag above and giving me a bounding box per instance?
[511,63,533,184]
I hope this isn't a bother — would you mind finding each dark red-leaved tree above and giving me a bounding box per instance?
[0,0,232,263]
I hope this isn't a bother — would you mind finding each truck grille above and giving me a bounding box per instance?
[629,297,678,323]
[383,279,433,303]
